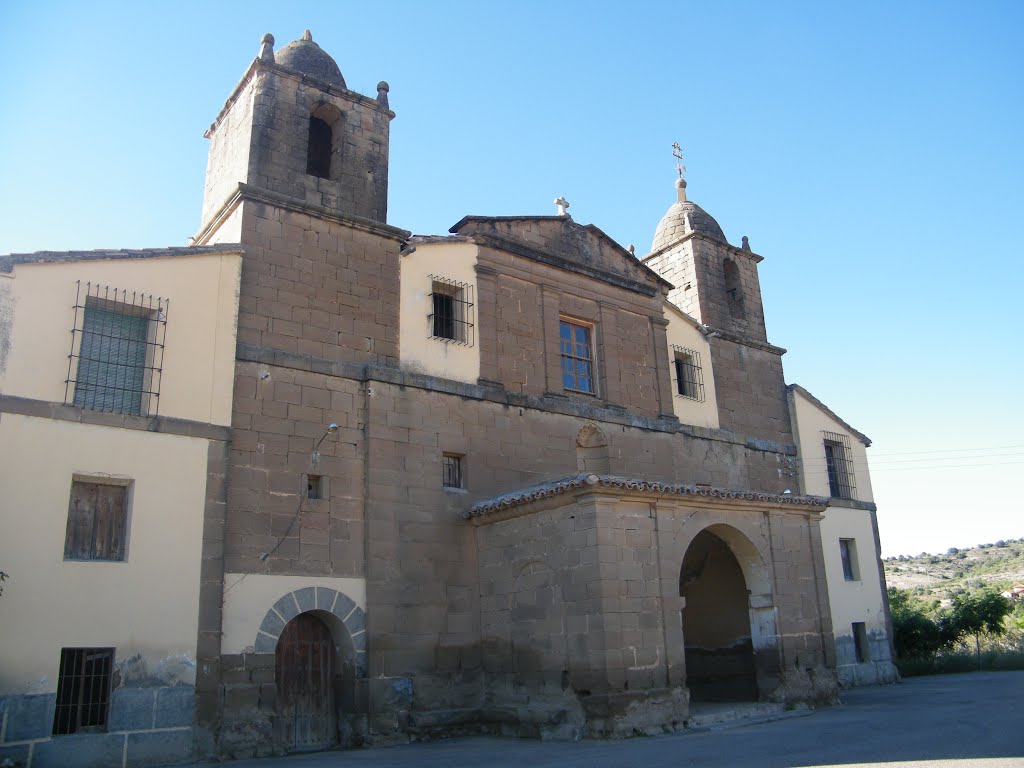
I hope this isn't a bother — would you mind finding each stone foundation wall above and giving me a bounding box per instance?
[0,686,194,768]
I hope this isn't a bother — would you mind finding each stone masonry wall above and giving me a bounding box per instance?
[248,68,391,223]
[235,201,401,366]
[475,245,672,418]
[708,336,795,451]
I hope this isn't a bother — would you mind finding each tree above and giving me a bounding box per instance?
[947,591,1012,669]
[888,587,947,660]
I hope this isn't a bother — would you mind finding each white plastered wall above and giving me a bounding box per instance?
[663,302,719,429]
[0,252,241,426]
[220,574,367,654]
[0,414,208,694]
[788,387,893,678]
[399,242,480,384]
[789,389,873,502]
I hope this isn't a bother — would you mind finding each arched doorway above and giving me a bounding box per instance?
[680,529,758,701]
[276,612,337,751]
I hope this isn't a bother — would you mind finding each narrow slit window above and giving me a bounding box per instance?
[53,647,114,735]
[671,346,705,401]
[442,453,464,489]
[839,538,859,581]
[307,116,332,178]
[852,622,870,663]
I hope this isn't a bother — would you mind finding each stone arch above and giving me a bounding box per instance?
[306,102,345,180]
[254,587,366,677]
[723,258,745,319]
[679,524,773,702]
[575,423,610,473]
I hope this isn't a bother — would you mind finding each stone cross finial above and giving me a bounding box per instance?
[259,33,275,63]
[554,196,570,216]
[672,142,686,180]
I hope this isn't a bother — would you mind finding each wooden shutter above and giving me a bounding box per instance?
[65,481,127,560]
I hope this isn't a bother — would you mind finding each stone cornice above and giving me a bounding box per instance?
[0,244,242,273]
[194,183,411,245]
[205,59,394,138]
[706,327,788,356]
[0,395,231,441]
[825,497,878,512]
[471,232,661,297]
[642,230,765,264]
[465,473,828,522]
[235,342,798,456]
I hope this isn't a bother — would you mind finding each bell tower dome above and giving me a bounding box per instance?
[197,30,395,240]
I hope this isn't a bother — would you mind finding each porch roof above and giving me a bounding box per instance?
[464,473,828,521]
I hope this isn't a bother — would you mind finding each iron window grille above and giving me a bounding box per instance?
[65,281,168,417]
[671,346,706,401]
[442,453,464,489]
[53,647,114,735]
[823,431,857,500]
[428,276,475,346]
[560,319,595,395]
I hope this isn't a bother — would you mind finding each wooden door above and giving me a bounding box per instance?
[275,613,336,750]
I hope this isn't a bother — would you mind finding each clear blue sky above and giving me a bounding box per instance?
[2,1,1021,556]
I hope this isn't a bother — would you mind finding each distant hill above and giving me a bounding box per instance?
[883,539,1024,603]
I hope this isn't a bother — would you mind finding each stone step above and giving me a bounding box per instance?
[685,701,809,730]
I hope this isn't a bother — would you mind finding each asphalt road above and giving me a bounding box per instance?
[195,671,1024,768]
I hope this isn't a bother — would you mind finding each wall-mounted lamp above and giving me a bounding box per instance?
[312,423,339,466]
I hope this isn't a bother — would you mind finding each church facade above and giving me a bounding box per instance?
[0,31,895,766]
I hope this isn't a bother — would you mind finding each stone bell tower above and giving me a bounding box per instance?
[644,172,794,448]
[197,30,395,240]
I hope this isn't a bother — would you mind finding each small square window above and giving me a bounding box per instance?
[53,647,114,735]
[560,319,595,395]
[852,622,870,663]
[64,480,129,562]
[306,474,324,500]
[839,538,859,582]
[671,346,705,401]
[429,277,475,345]
[442,453,464,489]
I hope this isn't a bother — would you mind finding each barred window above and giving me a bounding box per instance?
[429,276,475,345]
[671,346,705,401]
[442,453,464,489]
[823,431,857,500]
[65,282,168,416]
[53,647,114,735]
[560,319,595,395]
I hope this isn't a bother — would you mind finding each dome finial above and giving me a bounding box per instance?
[671,142,687,202]
[302,29,313,42]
